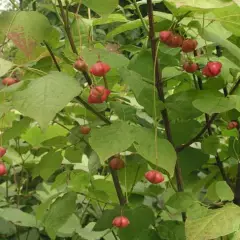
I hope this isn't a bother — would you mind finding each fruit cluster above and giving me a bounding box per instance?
[159,31,222,77]
[74,59,111,104]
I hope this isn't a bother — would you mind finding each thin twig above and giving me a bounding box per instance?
[57,0,78,55]
[74,97,111,125]
[146,0,186,222]
[43,41,61,72]
[132,0,148,34]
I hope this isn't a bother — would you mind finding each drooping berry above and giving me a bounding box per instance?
[80,125,91,135]
[88,86,110,104]
[112,216,130,228]
[0,147,6,158]
[159,31,173,44]
[73,57,88,72]
[145,170,164,184]
[167,34,183,48]
[2,77,19,86]
[227,121,239,130]
[0,163,7,176]
[181,39,198,53]
[202,61,222,77]
[90,61,111,77]
[109,157,125,170]
[183,62,199,73]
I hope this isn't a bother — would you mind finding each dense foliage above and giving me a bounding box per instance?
[1,0,240,239]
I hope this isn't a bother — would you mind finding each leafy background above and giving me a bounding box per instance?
[0,0,240,240]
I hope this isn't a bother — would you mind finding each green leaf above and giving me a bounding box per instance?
[81,47,129,69]
[157,221,186,240]
[12,72,81,129]
[213,5,240,36]
[81,0,118,16]
[193,96,235,115]
[0,58,13,77]
[43,192,77,240]
[166,192,196,212]
[202,136,220,155]
[0,208,37,227]
[2,117,32,144]
[133,126,177,176]
[171,120,202,146]
[93,14,128,26]
[118,155,148,191]
[128,50,154,80]
[89,121,135,162]
[107,19,144,39]
[110,102,137,122]
[91,179,119,203]
[9,11,51,43]
[206,182,219,202]
[94,207,121,231]
[57,214,80,237]
[39,151,63,180]
[216,181,234,201]
[118,206,155,240]
[166,90,202,120]
[179,148,209,177]
[76,222,109,240]
[52,172,68,190]
[137,229,160,240]
[0,217,16,236]
[166,0,233,9]
[64,144,85,163]
[69,170,90,193]
[185,203,240,240]
[121,68,164,117]
[22,125,68,147]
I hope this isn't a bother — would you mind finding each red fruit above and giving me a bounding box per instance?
[145,170,164,184]
[202,61,222,77]
[80,125,91,135]
[183,62,199,73]
[0,163,7,176]
[90,61,111,77]
[73,58,88,72]
[227,121,238,130]
[207,61,222,76]
[202,65,214,77]
[167,34,183,48]
[181,39,198,53]
[109,157,125,170]
[88,86,110,104]
[159,31,173,44]
[2,77,19,86]
[0,147,6,158]
[112,216,130,228]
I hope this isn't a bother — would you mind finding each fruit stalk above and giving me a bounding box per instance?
[146,0,186,221]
